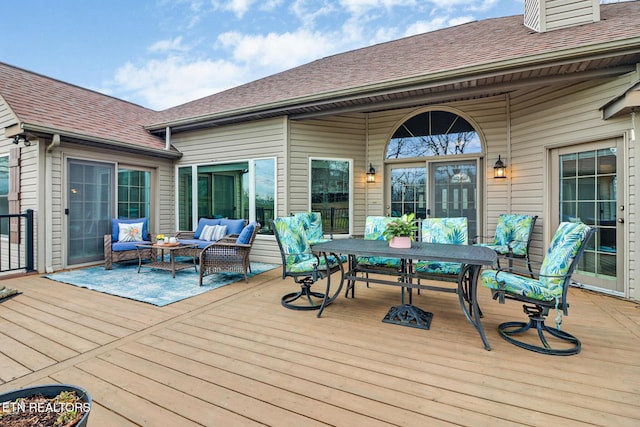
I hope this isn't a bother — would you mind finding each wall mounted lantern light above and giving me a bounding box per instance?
[366,163,376,183]
[493,155,506,179]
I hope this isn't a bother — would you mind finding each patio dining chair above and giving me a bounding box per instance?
[347,216,402,297]
[414,217,468,293]
[272,216,346,313]
[474,213,537,275]
[480,221,595,355]
[292,211,331,245]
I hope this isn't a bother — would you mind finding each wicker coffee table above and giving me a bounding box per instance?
[135,242,199,278]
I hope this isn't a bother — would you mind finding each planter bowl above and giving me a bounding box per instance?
[389,236,412,248]
[0,384,91,427]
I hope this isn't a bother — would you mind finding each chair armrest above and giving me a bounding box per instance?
[175,231,195,239]
[218,234,240,243]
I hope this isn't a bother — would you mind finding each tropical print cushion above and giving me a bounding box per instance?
[288,254,347,273]
[357,216,401,268]
[481,221,592,300]
[492,214,536,256]
[475,243,510,255]
[415,217,467,275]
[294,212,330,245]
[273,216,314,266]
[356,256,401,269]
[364,216,396,240]
[415,261,461,275]
[421,217,468,244]
[539,221,591,290]
[481,269,558,300]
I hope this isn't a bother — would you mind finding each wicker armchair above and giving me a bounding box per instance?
[198,222,261,285]
[104,218,154,270]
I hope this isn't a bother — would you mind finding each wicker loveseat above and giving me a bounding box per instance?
[198,221,261,285]
[175,218,247,258]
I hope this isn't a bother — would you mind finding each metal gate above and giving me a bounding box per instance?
[0,209,34,273]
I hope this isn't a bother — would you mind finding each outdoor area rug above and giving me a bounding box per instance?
[44,261,279,307]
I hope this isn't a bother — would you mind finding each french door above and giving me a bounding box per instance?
[67,159,114,266]
[551,139,624,294]
[386,159,479,241]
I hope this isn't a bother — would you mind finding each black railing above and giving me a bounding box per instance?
[314,207,350,236]
[0,209,35,273]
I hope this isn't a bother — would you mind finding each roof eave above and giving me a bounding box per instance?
[16,122,182,159]
[146,38,640,133]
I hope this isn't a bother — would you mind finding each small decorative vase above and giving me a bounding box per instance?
[157,239,165,245]
[389,236,412,248]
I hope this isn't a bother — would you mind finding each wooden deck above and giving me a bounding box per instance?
[0,267,639,426]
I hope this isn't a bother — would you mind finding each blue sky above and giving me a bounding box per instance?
[0,0,617,110]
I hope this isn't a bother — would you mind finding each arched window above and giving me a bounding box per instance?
[386,110,481,159]
[384,109,483,241]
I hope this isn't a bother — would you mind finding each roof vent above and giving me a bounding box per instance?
[524,0,600,33]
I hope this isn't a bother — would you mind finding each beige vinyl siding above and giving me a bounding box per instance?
[289,114,366,233]
[525,0,599,32]
[171,117,288,264]
[0,101,41,271]
[509,72,636,297]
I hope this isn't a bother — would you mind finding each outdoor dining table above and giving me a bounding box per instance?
[312,238,497,351]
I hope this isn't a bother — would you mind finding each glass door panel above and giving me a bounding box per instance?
[388,166,427,219]
[558,144,622,293]
[67,159,114,266]
[430,160,478,242]
[387,161,479,242]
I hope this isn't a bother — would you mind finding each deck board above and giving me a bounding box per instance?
[1,268,639,426]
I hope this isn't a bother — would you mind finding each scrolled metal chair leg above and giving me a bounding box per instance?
[281,277,327,311]
[498,304,581,356]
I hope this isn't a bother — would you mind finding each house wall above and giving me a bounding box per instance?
[0,100,40,272]
[171,117,288,264]
[172,115,368,264]
[365,97,509,234]
[288,114,367,232]
[508,72,637,299]
[363,72,637,300]
[42,141,174,272]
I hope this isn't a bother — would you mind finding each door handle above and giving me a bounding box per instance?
[617,218,624,223]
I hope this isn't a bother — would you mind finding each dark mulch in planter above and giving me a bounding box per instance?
[0,390,88,427]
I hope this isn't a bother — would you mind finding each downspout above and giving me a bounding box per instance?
[365,114,369,221]
[45,134,60,273]
[165,126,171,150]
[506,93,512,213]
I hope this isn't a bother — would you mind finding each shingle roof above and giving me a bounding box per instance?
[151,2,640,128]
[2,2,640,147]
[0,62,169,152]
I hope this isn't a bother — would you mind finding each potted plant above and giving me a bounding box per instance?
[156,234,165,245]
[0,384,91,426]
[383,213,418,248]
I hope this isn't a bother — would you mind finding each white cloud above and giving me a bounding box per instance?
[102,0,525,109]
[148,36,191,53]
[109,56,245,109]
[218,29,337,69]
